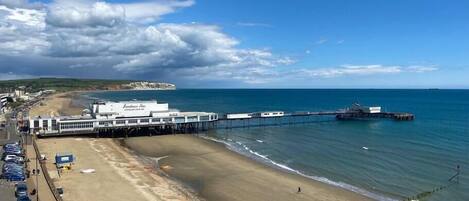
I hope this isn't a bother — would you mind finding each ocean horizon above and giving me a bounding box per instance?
[85,89,469,201]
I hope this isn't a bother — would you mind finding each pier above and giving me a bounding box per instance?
[217,103,414,129]
[28,101,414,137]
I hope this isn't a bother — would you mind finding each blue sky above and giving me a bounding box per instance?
[0,0,468,88]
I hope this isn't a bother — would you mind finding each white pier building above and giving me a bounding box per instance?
[29,100,218,136]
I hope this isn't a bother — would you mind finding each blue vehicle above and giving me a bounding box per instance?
[1,173,25,181]
[17,195,31,201]
[2,166,24,173]
[2,148,23,157]
[2,168,24,175]
[4,155,24,164]
[2,162,23,171]
[3,143,20,150]
[2,169,24,175]
[15,182,28,197]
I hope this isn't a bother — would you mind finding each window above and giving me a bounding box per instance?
[128,119,138,124]
[200,116,209,121]
[140,119,149,123]
[175,117,185,123]
[163,118,172,123]
[60,122,94,129]
[187,116,198,122]
[34,120,39,128]
[43,120,48,128]
[52,120,58,130]
[152,118,160,123]
[116,120,126,125]
[99,121,113,126]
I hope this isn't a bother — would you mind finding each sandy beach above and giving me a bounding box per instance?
[124,135,373,201]
[36,137,199,201]
[30,92,373,201]
[29,92,84,117]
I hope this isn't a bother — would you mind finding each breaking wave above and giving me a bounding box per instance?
[201,136,397,201]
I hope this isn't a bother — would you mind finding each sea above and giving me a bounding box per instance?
[85,89,469,201]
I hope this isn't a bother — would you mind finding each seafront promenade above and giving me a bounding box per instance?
[25,143,55,201]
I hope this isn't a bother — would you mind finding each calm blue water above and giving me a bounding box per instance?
[86,89,469,201]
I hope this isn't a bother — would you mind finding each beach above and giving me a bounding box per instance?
[36,137,199,201]
[29,92,84,117]
[30,91,374,201]
[124,135,372,201]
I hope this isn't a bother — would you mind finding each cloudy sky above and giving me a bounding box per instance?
[0,0,468,88]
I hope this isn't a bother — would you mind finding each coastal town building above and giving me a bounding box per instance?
[122,82,176,90]
[0,94,10,114]
[29,100,217,136]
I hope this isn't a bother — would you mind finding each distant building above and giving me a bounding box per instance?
[0,94,9,114]
[14,86,26,97]
[122,82,176,90]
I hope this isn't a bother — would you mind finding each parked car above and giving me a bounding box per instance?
[4,155,24,163]
[2,168,24,176]
[2,163,23,174]
[3,142,20,150]
[3,155,18,162]
[16,195,31,201]
[1,172,25,181]
[15,182,28,197]
[7,158,24,165]
[2,161,23,169]
[2,147,23,157]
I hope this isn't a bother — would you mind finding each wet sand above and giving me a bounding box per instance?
[125,135,373,201]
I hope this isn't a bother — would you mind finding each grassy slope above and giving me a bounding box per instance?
[0,77,135,92]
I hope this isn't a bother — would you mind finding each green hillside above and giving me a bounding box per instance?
[0,78,135,92]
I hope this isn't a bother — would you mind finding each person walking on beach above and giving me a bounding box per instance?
[297,187,301,193]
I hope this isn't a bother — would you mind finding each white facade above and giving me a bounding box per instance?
[226,113,252,119]
[92,100,169,119]
[259,111,284,117]
[350,104,381,113]
[29,100,218,136]
[362,107,381,113]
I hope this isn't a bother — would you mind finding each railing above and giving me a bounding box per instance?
[32,138,64,201]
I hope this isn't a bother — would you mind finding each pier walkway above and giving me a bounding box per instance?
[28,103,414,137]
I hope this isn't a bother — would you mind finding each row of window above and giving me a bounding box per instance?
[33,115,218,129]
[100,116,213,126]
[61,122,94,129]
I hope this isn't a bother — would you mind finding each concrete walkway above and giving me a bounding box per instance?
[25,144,56,201]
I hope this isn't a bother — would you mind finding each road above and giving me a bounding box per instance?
[0,113,21,201]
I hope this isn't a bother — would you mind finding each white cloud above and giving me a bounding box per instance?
[0,72,34,80]
[0,0,293,84]
[120,0,194,24]
[46,1,125,28]
[0,0,441,86]
[406,65,438,73]
[0,0,42,9]
[316,38,328,45]
[295,64,438,78]
[337,40,345,44]
[236,22,272,28]
[0,5,48,55]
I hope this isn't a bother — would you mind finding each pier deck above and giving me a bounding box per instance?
[28,103,414,137]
